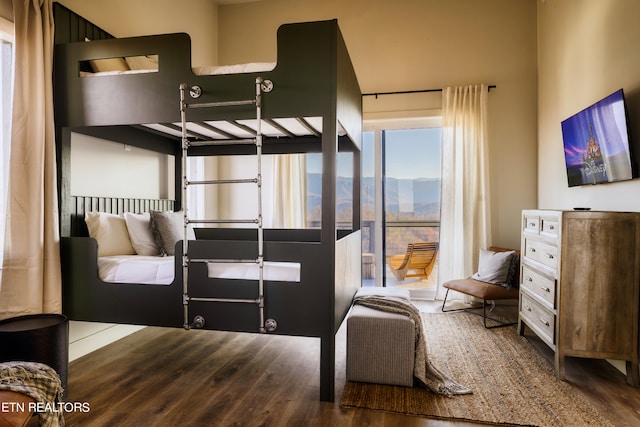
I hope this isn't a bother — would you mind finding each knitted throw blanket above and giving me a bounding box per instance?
[0,361,65,426]
[353,295,472,397]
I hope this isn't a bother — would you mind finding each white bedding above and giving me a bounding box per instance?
[98,255,174,285]
[81,62,277,77]
[98,255,300,284]
[206,261,301,282]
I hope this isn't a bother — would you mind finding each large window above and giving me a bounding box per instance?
[362,117,442,293]
[0,17,14,274]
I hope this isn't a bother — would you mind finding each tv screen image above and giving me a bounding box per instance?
[561,89,634,187]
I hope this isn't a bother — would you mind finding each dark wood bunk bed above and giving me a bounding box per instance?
[53,5,362,402]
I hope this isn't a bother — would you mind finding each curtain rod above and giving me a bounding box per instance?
[362,85,496,98]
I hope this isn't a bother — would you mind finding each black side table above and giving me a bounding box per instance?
[0,314,69,397]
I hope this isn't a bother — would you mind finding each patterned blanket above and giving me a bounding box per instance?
[0,361,65,426]
[353,294,471,397]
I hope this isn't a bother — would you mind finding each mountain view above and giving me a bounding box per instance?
[306,174,441,223]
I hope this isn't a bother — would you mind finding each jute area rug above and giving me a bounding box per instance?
[340,312,614,427]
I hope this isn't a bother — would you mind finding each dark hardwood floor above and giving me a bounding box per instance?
[52,302,640,427]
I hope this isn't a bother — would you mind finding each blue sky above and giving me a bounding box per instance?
[381,128,442,179]
[306,127,442,179]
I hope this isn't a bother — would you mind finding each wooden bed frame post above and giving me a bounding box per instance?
[320,335,336,402]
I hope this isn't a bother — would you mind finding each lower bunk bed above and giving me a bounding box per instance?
[61,195,361,402]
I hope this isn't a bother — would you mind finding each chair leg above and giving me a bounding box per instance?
[480,300,517,329]
[441,289,465,313]
[442,291,516,329]
[441,289,475,314]
[441,289,449,312]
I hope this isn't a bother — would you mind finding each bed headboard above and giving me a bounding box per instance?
[69,196,174,237]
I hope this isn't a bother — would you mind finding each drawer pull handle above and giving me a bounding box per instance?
[524,305,532,312]
[540,286,550,293]
[530,248,536,253]
[545,253,554,259]
[525,276,533,282]
[529,222,536,227]
[539,318,550,327]
[548,225,555,230]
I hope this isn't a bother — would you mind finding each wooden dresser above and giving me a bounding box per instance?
[518,209,640,386]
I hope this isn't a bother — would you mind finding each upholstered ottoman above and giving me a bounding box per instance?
[346,287,415,387]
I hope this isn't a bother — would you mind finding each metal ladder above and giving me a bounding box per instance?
[179,77,274,333]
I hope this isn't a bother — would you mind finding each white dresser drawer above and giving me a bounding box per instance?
[523,215,540,234]
[521,265,556,308]
[520,293,555,344]
[524,238,558,270]
[540,218,559,239]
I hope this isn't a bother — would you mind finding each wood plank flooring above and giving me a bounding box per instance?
[52,302,640,427]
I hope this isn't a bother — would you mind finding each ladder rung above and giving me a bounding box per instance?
[188,219,258,225]
[186,99,256,109]
[189,258,259,264]
[188,296,261,304]
[186,178,257,186]
[188,138,257,147]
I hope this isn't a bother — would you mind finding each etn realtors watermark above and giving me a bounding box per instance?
[1,400,90,413]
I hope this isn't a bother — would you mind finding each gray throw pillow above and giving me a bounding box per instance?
[471,249,517,288]
[149,211,194,256]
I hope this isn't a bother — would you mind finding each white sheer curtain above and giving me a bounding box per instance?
[270,154,307,228]
[436,84,491,300]
[0,0,61,319]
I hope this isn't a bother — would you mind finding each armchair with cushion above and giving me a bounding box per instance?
[441,246,520,328]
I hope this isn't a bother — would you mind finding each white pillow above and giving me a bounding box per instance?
[85,212,136,257]
[124,212,160,256]
[471,249,517,288]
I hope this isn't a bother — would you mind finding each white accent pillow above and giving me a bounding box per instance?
[85,212,136,257]
[471,249,517,288]
[124,212,160,256]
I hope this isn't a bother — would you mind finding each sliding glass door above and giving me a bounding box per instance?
[362,118,442,296]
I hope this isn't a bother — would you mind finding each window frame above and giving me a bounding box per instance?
[362,113,442,286]
[0,15,14,277]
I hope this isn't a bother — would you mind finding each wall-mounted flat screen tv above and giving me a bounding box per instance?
[561,89,635,187]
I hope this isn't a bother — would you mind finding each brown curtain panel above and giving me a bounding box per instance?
[0,0,61,319]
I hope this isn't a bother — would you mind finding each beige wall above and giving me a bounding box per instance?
[219,0,538,249]
[538,0,640,211]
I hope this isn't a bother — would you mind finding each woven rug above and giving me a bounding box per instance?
[340,312,614,427]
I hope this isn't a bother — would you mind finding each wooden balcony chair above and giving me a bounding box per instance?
[441,246,520,329]
[387,242,439,282]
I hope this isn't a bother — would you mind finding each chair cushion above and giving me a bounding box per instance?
[443,278,519,300]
